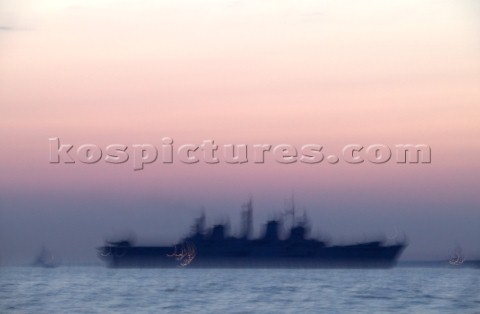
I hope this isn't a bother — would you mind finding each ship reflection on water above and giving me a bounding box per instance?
[97,199,406,268]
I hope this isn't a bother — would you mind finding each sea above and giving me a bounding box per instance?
[0,266,479,313]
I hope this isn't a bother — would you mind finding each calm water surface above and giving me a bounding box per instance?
[1,267,479,313]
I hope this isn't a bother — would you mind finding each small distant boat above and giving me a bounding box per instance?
[448,246,465,266]
[447,246,480,268]
[32,247,58,268]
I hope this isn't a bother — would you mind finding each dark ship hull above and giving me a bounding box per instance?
[98,200,406,268]
[98,242,405,268]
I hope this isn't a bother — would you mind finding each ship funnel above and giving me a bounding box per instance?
[211,224,226,241]
[263,220,280,241]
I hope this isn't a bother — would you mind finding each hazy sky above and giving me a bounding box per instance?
[0,0,479,264]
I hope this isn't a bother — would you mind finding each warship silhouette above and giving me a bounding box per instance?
[97,200,406,268]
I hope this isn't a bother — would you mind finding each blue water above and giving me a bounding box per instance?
[0,267,479,313]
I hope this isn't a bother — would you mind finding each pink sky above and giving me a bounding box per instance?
[0,0,479,262]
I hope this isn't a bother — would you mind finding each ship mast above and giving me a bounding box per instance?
[284,193,296,228]
[192,210,206,236]
[241,197,253,239]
